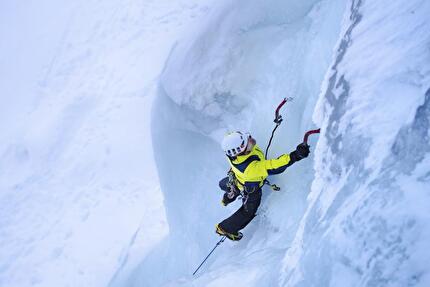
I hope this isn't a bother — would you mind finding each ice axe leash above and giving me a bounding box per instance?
[192,236,226,276]
[264,97,293,159]
[263,97,292,191]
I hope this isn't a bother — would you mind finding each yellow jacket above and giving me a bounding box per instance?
[227,144,294,192]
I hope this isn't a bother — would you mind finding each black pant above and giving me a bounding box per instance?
[218,177,262,234]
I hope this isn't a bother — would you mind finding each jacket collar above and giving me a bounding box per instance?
[232,145,259,164]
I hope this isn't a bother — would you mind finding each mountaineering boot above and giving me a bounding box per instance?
[215,224,243,241]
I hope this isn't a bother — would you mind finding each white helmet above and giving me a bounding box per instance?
[222,131,250,157]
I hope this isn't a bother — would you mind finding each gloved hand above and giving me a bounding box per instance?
[289,143,310,163]
[295,143,310,159]
[221,190,239,206]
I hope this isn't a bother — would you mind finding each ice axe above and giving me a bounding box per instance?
[303,128,320,146]
[265,98,321,157]
[265,97,293,159]
[263,128,320,192]
[264,98,320,191]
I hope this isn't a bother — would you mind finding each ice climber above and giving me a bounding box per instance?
[215,131,310,241]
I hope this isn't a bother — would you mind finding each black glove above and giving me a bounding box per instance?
[290,143,310,162]
[221,190,239,206]
[296,143,310,158]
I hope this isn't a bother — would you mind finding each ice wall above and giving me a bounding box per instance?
[282,0,430,286]
[2,0,425,286]
[135,0,347,286]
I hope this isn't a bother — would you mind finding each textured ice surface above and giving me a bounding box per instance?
[283,0,430,286]
[1,0,429,286]
[0,0,213,286]
[136,0,347,286]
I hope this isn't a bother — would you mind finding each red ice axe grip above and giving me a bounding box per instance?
[274,98,288,124]
[303,129,320,145]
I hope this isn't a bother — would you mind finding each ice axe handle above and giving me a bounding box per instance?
[303,129,320,145]
[274,98,287,124]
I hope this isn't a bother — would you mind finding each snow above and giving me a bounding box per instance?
[0,0,214,286]
[1,0,430,286]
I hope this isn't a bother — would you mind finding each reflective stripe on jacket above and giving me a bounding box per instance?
[227,144,293,192]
